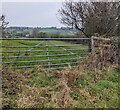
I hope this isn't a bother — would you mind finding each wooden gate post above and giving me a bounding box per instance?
[90,36,94,54]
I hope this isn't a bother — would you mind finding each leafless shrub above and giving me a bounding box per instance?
[80,36,118,72]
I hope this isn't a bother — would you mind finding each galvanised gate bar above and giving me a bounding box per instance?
[0,38,92,70]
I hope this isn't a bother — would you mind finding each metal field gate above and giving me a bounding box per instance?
[1,38,92,70]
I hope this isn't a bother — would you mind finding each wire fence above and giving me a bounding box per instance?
[1,38,92,70]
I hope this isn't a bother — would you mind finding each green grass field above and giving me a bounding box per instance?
[2,40,89,69]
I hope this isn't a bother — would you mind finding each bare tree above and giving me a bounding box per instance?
[85,2,120,36]
[0,15,9,37]
[58,1,120,37]
[58,1,89,37]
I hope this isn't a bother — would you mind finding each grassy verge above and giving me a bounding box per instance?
[2,65,119,108]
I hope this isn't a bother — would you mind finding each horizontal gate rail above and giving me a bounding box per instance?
[2,57,82,64]
[0,52,89,59]
[1,44,84,48]
[1,48,90,53]
[1,53,80,59]
[0,38,90,40]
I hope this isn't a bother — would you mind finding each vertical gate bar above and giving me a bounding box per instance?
[91,36,94,54]
[88,38,91,53]
[45,39,51,70]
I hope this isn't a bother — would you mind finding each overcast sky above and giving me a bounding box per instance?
[2,2,65,27]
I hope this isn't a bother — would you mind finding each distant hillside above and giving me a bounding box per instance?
[6,27,78,36]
